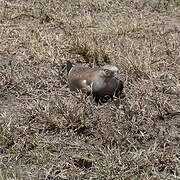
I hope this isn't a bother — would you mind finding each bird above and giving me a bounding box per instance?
[66,61,124,103]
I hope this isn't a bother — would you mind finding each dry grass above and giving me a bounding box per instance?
[0,0,180,179]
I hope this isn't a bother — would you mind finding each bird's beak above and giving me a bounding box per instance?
[114,73,121,80]
[114,73,125,82]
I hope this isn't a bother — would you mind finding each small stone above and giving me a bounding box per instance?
[72,154,95,168]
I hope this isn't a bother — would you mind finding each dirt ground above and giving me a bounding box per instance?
[0,0,180,179]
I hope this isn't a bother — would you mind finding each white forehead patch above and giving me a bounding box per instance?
[102,65,119,72]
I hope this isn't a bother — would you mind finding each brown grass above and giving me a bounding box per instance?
[0,0,180,179]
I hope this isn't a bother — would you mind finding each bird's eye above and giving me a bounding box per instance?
[104,69,113,76]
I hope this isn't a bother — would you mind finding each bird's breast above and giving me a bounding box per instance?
[92,77,118,97]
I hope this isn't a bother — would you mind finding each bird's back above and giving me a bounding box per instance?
[68,66,100,94]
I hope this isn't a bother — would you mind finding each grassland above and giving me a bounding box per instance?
[0,0,180,179]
